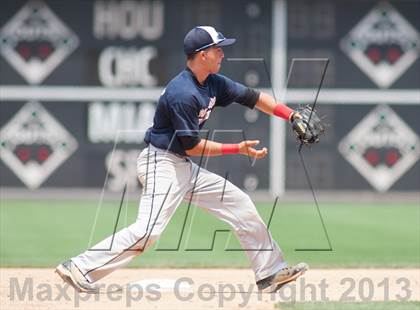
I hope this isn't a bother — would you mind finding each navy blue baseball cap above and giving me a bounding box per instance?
[184,26,236,55]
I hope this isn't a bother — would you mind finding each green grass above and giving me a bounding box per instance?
[0,200,419,268]
[275,302,420,310]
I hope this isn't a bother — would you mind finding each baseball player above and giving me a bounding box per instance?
[56,26,307,294]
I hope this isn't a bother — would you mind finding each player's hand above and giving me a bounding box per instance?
[238,140,268,159]
[289,111,302,122]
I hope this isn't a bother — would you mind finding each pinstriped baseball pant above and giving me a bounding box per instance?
[72,145,286,283]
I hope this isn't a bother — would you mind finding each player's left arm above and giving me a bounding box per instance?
[255,92,301,121]
[214,75,300,121]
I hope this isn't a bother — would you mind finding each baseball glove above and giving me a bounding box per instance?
[290,106,326,145]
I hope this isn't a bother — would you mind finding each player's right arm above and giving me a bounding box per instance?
[169,95,266,159]
[184,138,267,158]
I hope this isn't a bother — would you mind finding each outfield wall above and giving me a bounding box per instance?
[1,0,419,195]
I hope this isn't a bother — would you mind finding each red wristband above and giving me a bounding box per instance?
[221,143,240,155]
[273,103,294,120]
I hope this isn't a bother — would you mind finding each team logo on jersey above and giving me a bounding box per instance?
[340,2,420,88]
[198,97,216,124]
[338,105,420,192]
[0,102,78,189]
[0,0,79,84]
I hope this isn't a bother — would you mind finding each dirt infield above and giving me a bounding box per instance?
[1,268,419,309]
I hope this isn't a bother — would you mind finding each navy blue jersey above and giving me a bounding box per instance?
[144,68,258,156]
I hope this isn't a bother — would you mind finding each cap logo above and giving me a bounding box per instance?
[194,27,227,52]
[197,26,219,42]
[184,26,235,55]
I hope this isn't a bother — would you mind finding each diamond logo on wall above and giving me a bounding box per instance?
[340,2,420,88]
[338,105,420,192]
[0,0,79,84]
[0,102,78,189]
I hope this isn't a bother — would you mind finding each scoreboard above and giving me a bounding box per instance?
[0,0,419,193]
[286,1,419,89]
[282,0,420,192]
[0,0,273,193]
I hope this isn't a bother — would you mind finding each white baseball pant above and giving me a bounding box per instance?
[72,145,287,282]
